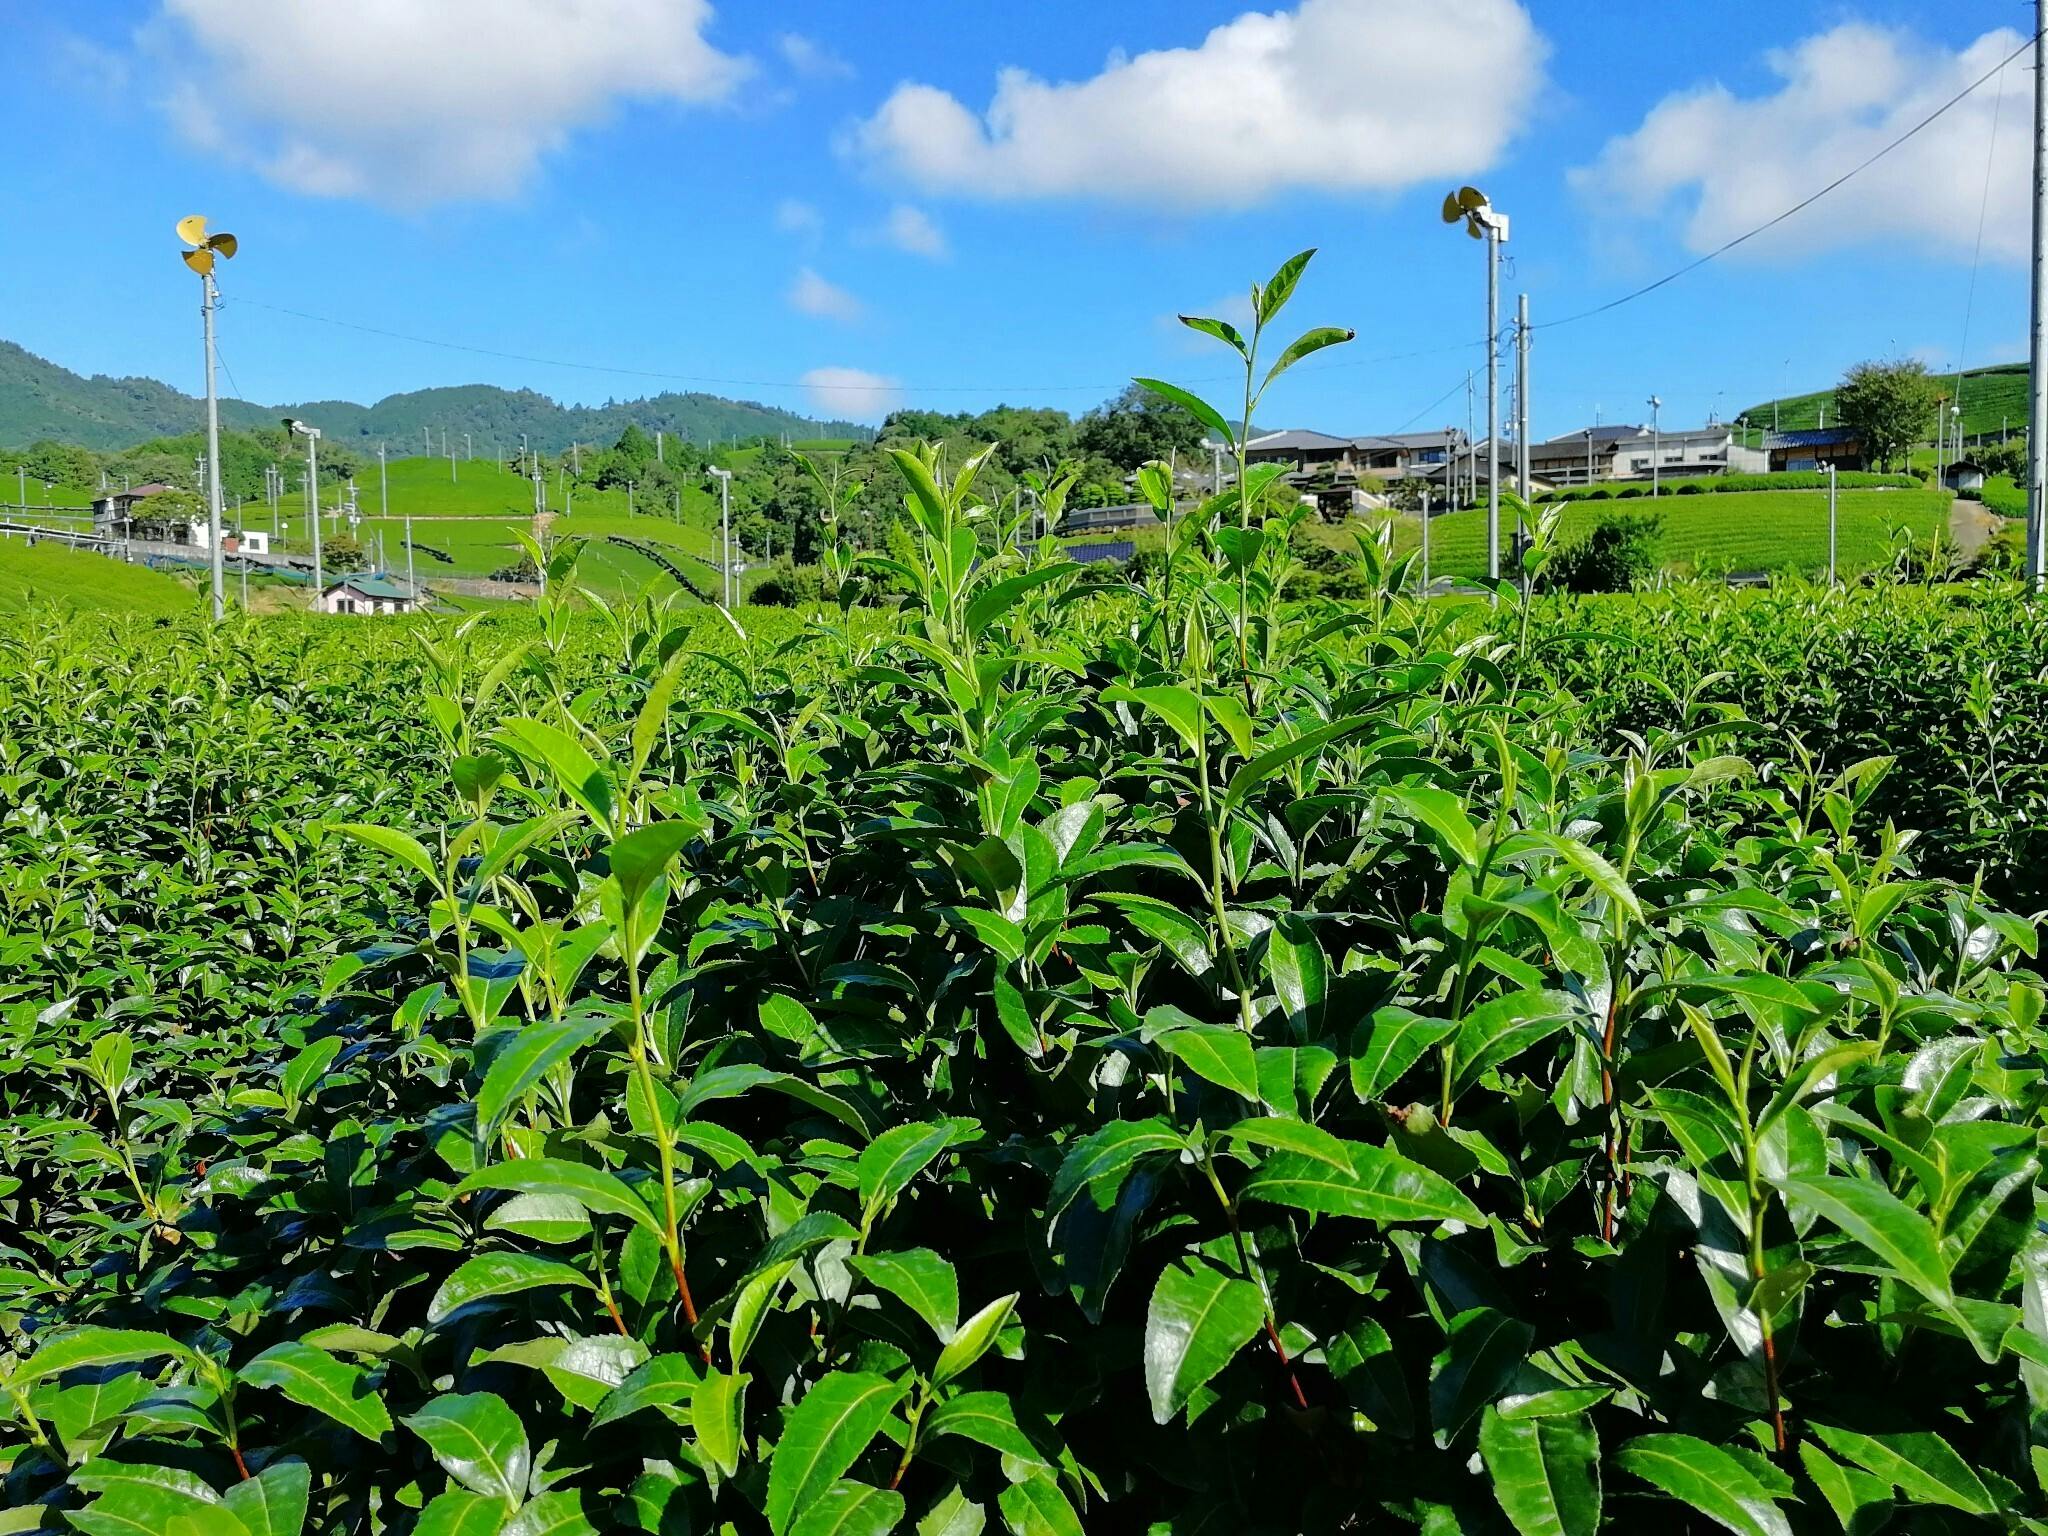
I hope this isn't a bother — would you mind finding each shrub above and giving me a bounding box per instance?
[1676,480,1705,494]
[1548,509,1663,591]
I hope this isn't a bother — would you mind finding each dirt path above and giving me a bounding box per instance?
[1948,497,2003,558]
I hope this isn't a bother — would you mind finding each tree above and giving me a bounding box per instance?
[1833,360,1937,471]
[129,488,202,541]
[1075,384,1209,471]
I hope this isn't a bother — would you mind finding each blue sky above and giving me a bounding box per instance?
[0,0,2033,440]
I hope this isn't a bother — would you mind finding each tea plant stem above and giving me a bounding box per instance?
[1194,724,1253,1029]
[625,959,708,1359]
[1743,1128,1788,1453]
[1200,1148,1308,1410]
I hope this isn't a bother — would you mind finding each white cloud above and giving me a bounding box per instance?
[799,366,902,420]
[788,267,864,322]
[879,204,948,259]
[151,0,749,207]
[778,32,852,80]
[1575,23,2029,263]
[775,198,824,242]
[845,0,1542,208]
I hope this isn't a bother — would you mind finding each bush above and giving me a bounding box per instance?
[1548,509,1663,592]
[1676,481,1705,494]
[747,558,832,606]
[1616,484,1644,498]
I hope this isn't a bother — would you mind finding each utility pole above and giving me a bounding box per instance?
[2033,0,2048,586]
[1648,396,1663,497]
[1827,462,1839,587]
[424,427,432,458]
[287,420,323,599]
[1515,292,1530,515]
[709,466,734,608]
[463,432,472,460]
[1420,485,1431,596]
[657,429,665,464]
[199,267,225,619]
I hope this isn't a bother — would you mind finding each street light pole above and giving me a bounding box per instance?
[709,466,734,608]
[1828,462,1839,587]
[287,420,323,601]
[1648,396,1663,497]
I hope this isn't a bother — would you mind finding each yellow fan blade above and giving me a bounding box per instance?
[182,247,216,275]
[176,214,209,247]
[208,232,238,259]
[1465,218,1484,240]
[1457,185,1487,212]
[1440,191,1462,224]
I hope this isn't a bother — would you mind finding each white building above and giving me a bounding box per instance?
[314,574,432,615]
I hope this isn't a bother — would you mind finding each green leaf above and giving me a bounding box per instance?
[692,1370,747,1480]
[1046,1118,1186,1218]
[403,1392,532,1507]
[996,1473,1085,1536]
[279,1035,342,1105]
[766,1372,912,1535]
[1429,1308,1535,1447]
[477,1018,605,1133]
[1102,683,1206,755]
[494,717,613,826]
[608,821,696,911]
[1384,785,1482,869]
[791,1482,907,1536]
[1178,314,1247,357]
[1479,1407,1600,1536]
[857,1121,967,1214]
[1613,1434,1792,1536]
[1221,715,1376,817]
[1351,1009,1457,1103]
[1143,1257,1265,1424]
[237,1341,392,1443]
[590,1353,704,1430]
[427,1252,596,1326]
[21,1326,192,1382]
[336,821,441,887]
[222,1459,309,1536]
[1261,325,1354,391]
[965,565,1076,639]
[849,1249,960,1339]
[66,1482,247,1536]
[917,1486,988,1536]
[923,1391,1049,1469]
[729,1261,796,1369]
[1449,989,1576,1097]
[1156,1025,1260,1100]
[502,1492,600,1536]
[1257,248,1316,322]
[1241,1141,1481,1225]
[457,1158,662,1237]
[1810,1424,1995,1515]
[1778,1173,1953,1310]
[934,1293,1019,1385]
[1530,833,1642,924]
[1132,380,1234,449]
[1266,915,1327,1038]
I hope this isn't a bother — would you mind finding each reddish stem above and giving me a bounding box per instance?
[1264,1318,1310,1410]
[231,1444,251,1481]
[670,1251,713,1365]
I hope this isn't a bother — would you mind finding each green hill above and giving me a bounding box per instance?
[0,340,869,454]
[0,539,194,616]
[1741,362,2028,441]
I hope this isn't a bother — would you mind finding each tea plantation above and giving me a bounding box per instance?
[3,262,2047,1536]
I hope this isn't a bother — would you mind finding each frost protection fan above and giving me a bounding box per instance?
[176,214,238,275]
[1440,186,1505,242]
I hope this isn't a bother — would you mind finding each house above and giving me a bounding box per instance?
[1528,424,1769,486]
[1943,458,1986,493]
[314,573,432,615]
[1764,427,1866,473]
[91,483,178,538]
[1062,502,1156,535]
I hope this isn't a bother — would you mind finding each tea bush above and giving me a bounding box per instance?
[3,257,2046,1536]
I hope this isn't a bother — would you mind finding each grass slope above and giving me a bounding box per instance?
[1741,362,2027,441]
[0,539,193,616]
[1403,488,1952,579]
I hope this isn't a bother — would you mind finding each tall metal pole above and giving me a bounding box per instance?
[201,269,225,619]
[721,472,732,608]
[2032,0,2047,587]
[307,433,323,598]
[1421,486,1431,596]
[1827,462,1839,587]
[1486,227,1500,581]
[1515,292,1530,512]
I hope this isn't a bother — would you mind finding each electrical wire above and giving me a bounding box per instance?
[1536,27,2037,334]
[1951,56,2011,432]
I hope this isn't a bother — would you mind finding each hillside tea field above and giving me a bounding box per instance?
[4,274,2048,1535]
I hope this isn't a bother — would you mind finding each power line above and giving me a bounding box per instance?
[1537,28,2037,334]
[1953,56,2012,426]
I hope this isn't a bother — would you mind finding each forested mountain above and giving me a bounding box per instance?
[0,341,867,453]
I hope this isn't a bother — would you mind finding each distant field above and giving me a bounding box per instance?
[1398,488,1953,579]
[258,454,722,530]
[4,479,94,512]
[0,538,193,615]
[1740,362,2027,441]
